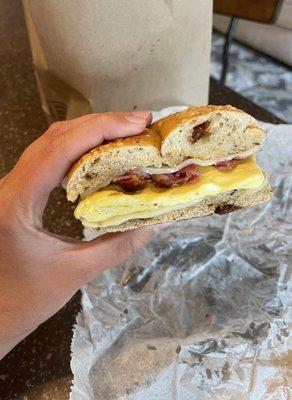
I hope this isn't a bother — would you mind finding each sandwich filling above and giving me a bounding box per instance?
[74,156,268,228]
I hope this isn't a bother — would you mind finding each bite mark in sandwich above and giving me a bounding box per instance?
[65,105,272,232]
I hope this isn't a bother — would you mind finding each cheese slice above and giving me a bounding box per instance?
[86,145,261,193]
[74,157,267,228]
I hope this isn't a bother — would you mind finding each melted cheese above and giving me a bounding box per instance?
[74,157,267,228]
[144,145,261,173]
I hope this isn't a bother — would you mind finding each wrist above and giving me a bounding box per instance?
[0,302,41,359]
[0,325,37,360]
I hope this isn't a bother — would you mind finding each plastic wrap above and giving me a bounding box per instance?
[70,110,292,400]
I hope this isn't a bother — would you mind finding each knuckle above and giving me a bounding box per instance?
[97,112,118,123]
[47,121,65,135]
[114,233,146,260]
[115,237,136,260]
[18,140,39,163]
[20,120,66,161]
[94,112,110,124]
[40,122,66,157]
[43,130,66,158]
[106,111,123,122]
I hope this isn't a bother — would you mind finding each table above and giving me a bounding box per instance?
[0,1,283,399]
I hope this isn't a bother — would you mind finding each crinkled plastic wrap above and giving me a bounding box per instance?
[70,109,292,400]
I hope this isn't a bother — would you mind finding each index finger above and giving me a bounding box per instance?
[9,111,151,217]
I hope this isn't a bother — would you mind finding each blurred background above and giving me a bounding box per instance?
[212,0,292,123]
[20,0,292,124]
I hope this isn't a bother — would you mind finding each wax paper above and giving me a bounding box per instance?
[70,108,292,400]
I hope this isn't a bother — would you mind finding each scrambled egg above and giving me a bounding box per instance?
[75,157,267,228]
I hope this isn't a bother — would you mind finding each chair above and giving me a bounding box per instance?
[213,0,283,84]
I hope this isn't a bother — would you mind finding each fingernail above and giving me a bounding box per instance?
[124,111,151,124]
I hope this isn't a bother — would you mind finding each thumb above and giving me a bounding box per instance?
[9,111,152,219]
[64,228,154,284]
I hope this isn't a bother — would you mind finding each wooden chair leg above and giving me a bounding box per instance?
[220,16,238,85]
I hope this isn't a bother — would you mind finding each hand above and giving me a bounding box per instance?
[0,111,154,359]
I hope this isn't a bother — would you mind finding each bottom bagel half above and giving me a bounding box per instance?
[74,157,272,232]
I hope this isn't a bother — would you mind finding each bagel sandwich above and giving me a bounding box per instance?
[65,105,272,232]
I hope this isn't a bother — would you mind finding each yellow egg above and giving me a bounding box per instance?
[74,157,267,228]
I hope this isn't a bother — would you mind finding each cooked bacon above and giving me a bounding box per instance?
[112,169,150,192]
[214,205,241,215]
[112,165,200,192]
[215,159,237,171]
[112,154,247,193]
[191,121,210,143]
[152,164,200,188]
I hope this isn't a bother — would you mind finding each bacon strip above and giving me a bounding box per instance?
[111,165,200,192]
[112,156,244,193]
[152,164,200,188]
[215,159,237,171]
[214,205,241,215]
[112,169,150,192]
[191,121,210,143]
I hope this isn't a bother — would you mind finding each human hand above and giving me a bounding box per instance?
[0,111,154,359]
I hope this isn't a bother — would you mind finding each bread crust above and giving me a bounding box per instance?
[88,185,273,233]
[66,130,162,201]
[151,105,265,165]
[67,130,161,181]
[151,105,241,140]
